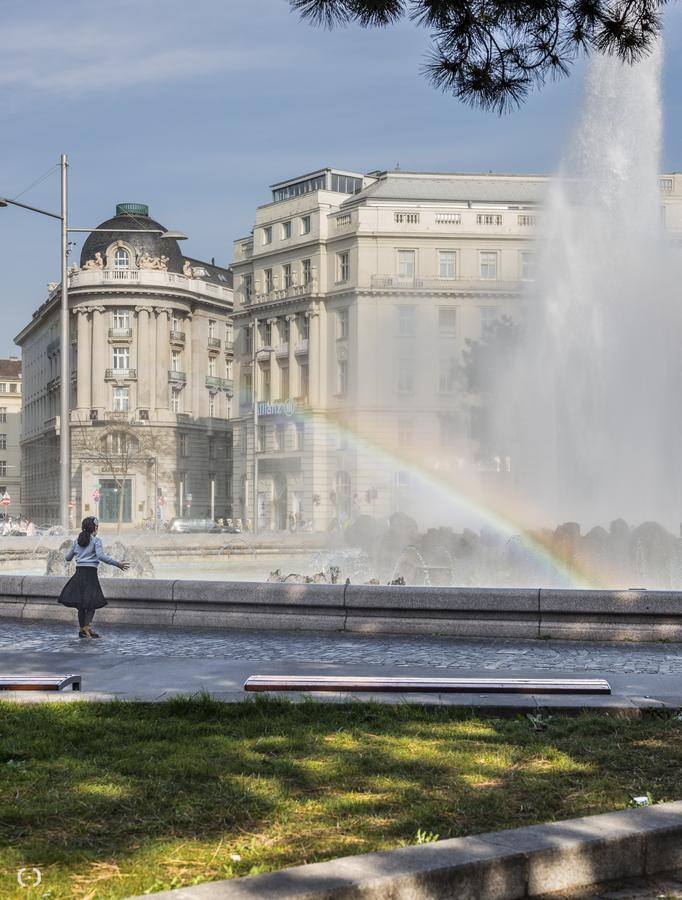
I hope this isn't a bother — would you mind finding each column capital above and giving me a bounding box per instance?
[305,303,320,318]
[73,307,91,316]
[285,313,296,322]
[154,306,170,318]
[135,305,154,314]
[266,317,278,325]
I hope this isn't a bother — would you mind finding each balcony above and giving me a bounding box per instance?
[205,375,222,389]
[222,378,234,393]
[295,339,308,355]
[68,267,232,302]
[208,337,222,351]
[275,342,289,358]
[108,327,133,340]
[170,330,186,345]
[105,368,137,381]
[369,275,522,293]
[253,282,317,304]
[224,340,234,354]
[168,370,187,383]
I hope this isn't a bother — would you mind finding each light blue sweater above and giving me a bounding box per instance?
[65,536,119,568]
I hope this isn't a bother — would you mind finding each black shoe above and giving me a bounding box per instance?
[78,628,91,639]
[88,629,101,638]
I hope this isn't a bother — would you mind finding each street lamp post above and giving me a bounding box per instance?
[1,154,187,528]
[250,320,272,536]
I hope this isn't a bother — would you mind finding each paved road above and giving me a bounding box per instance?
[2,618,682,709]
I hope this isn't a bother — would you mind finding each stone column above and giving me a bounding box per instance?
[91,307,107,410]
[76,309,91,411]
[135,306,153,410]
[191,315,204,418]
[307,304,321,407]
[267,318,280,400]
[286,314,297,400]
[183,313,193,415]
[155,308,170,413]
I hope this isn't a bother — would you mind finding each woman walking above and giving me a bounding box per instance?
[58,516,129,639]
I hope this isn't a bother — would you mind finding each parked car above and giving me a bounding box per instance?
[166,517,221,534]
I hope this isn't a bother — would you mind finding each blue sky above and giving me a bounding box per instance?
[2,0,682,356]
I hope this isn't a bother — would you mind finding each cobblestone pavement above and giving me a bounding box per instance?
[3,618,682,674]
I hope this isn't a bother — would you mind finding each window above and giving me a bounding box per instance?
[299,314,309,340]
[106,431,137,456]
[299,363,309,398]
[171,313,181,331]
[112,309,130,329]
[394,212,420,224]
[226,323,233,344]
[337,251,350,282]
[398,419,413,447]
[208,393,215,417]
[112,347,129,369]
[262,365,271,401]
[302,258,312,286]
[330,173,363,193]
[479,252,498,280]
[226,435,233,459]
[0,408,7,423]
[397,249,415,278]
[397,358,415,393]
[9,384,17,393]
[112,387,129,411]
[518,214,537,227]
[438,307,457,335]
[245,326,253,356]
[301,215,311,234]
[337,308,349,339]
[114,248,129,270]
[208,319,216,339]
[180,434,189,456]
[338,359,348,395]
[281,318,291,343]
[0,435,5,450]
[209,438,216,459]
[276,424,286,451]
[280,363,289,399]
[397,306,416,337]
[242,372,252,404]
[439,251,456,279]
[273,173,327,202]
[171,350,182,372]
[208,357,216,377]
[226,360,233,378]
[0,462,6,477]
[264,321,272,345]
[0,384,6,393]
[283,263,293,289]
[480,307,498,332]
[282,220,292,239]
[521,251,535,281]
[435,212,461,224]
[336,214,351,227]
[258,423,266,451]
[263,225,272,244]
[265,268,274,293]
[296,422,304,450]
[477,214,503,226]
[243,274,253,302]
[170,388,181,413]
[438,357,458,393]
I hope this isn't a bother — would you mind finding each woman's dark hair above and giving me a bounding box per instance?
[77,516,98,547]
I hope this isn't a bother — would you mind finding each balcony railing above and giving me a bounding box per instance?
[205,375,222,389]
[170,330,186,344]
[253,282,317,304]
[68,267,232,301]
[369,275,522,292]
[275,342,289,357]
[295,339,308,355]
[208,337,221,350]
[224,340,234,353]
[108,327,133,339]
[168,370,187,383]
[221,378,234,393]
[105,368,137,381]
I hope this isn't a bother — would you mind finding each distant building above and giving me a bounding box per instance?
[231,168,682,531]
[0,358,22,517]
[15,203,234,526]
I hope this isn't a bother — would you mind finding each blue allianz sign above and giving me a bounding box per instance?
[257,399,297,417]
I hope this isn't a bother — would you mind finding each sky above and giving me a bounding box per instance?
[2,0,682,356]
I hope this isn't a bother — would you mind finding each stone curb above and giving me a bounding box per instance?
[125,801,682,899]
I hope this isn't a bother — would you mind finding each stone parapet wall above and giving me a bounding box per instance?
[2,576,682,641]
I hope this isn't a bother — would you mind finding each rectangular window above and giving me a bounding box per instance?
[282,318,291,343]
[258,423,266,452]
[0,462,6,477]
[480,307,498,333]
[337,308,349,339]
[245,327,253,356]
[397,358,415,393]
[398,419,413,447]
[479,252,498,280]
[438,358,457,394]
[283,263,293,289]
[276,424,286,451]
[296,422,304,450]
[264,322,272,345]
[263,225,272,244]
[439,251,456,279]
[171,313,181,331]
[518,214,537,226]
[299,314,309,340]
[179,433,189,457]
[262,365,271,401]
[170,388,181,413]
[397,306,416,337]
[299,363,309,398]
[208,319,216,338]
[9,384,17,393]
[338,359,348,395]
[438,307,457,335]
[280,363,289,399]
[521,251,535,281]
[301,215,311,234]
[243,274,253,302]
[208,357,216,376]
[171,350,181,372]
[209,438,216,459]
[0,385,6,393]
[112,347,129,369]
[112,386,129,411]
[265,268,274,293]
[476,214,503,226]
[0,408,6,423]
[397,250,415,278]
[282,220,292,239]
[394,212,420,224]
[435,212,461,225]
[337,251,350,282]
[242,372,253,404]
[0,435,6,450]
[302,258,312,286]
[112,310,130,329]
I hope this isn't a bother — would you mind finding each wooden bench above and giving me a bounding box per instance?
[244,676,611,695]
[0,675,81,692]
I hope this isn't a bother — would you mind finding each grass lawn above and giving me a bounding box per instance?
[1,697,681,899]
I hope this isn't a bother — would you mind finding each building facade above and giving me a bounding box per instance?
[0,359,22,517]
[231,168,682,532]
[15,203,234,526]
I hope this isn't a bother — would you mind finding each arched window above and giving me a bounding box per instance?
[101,431,139,456]
[114,248,130,270]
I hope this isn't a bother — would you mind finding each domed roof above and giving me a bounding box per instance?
[79,203,184,273]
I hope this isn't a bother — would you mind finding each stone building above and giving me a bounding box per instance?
[230,168,682,532]
[0,358,22,517]
[15,203,234,526]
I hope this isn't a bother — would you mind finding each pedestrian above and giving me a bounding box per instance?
[58,516,129,639]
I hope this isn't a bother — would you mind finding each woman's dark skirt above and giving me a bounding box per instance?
[58,566,108,611]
